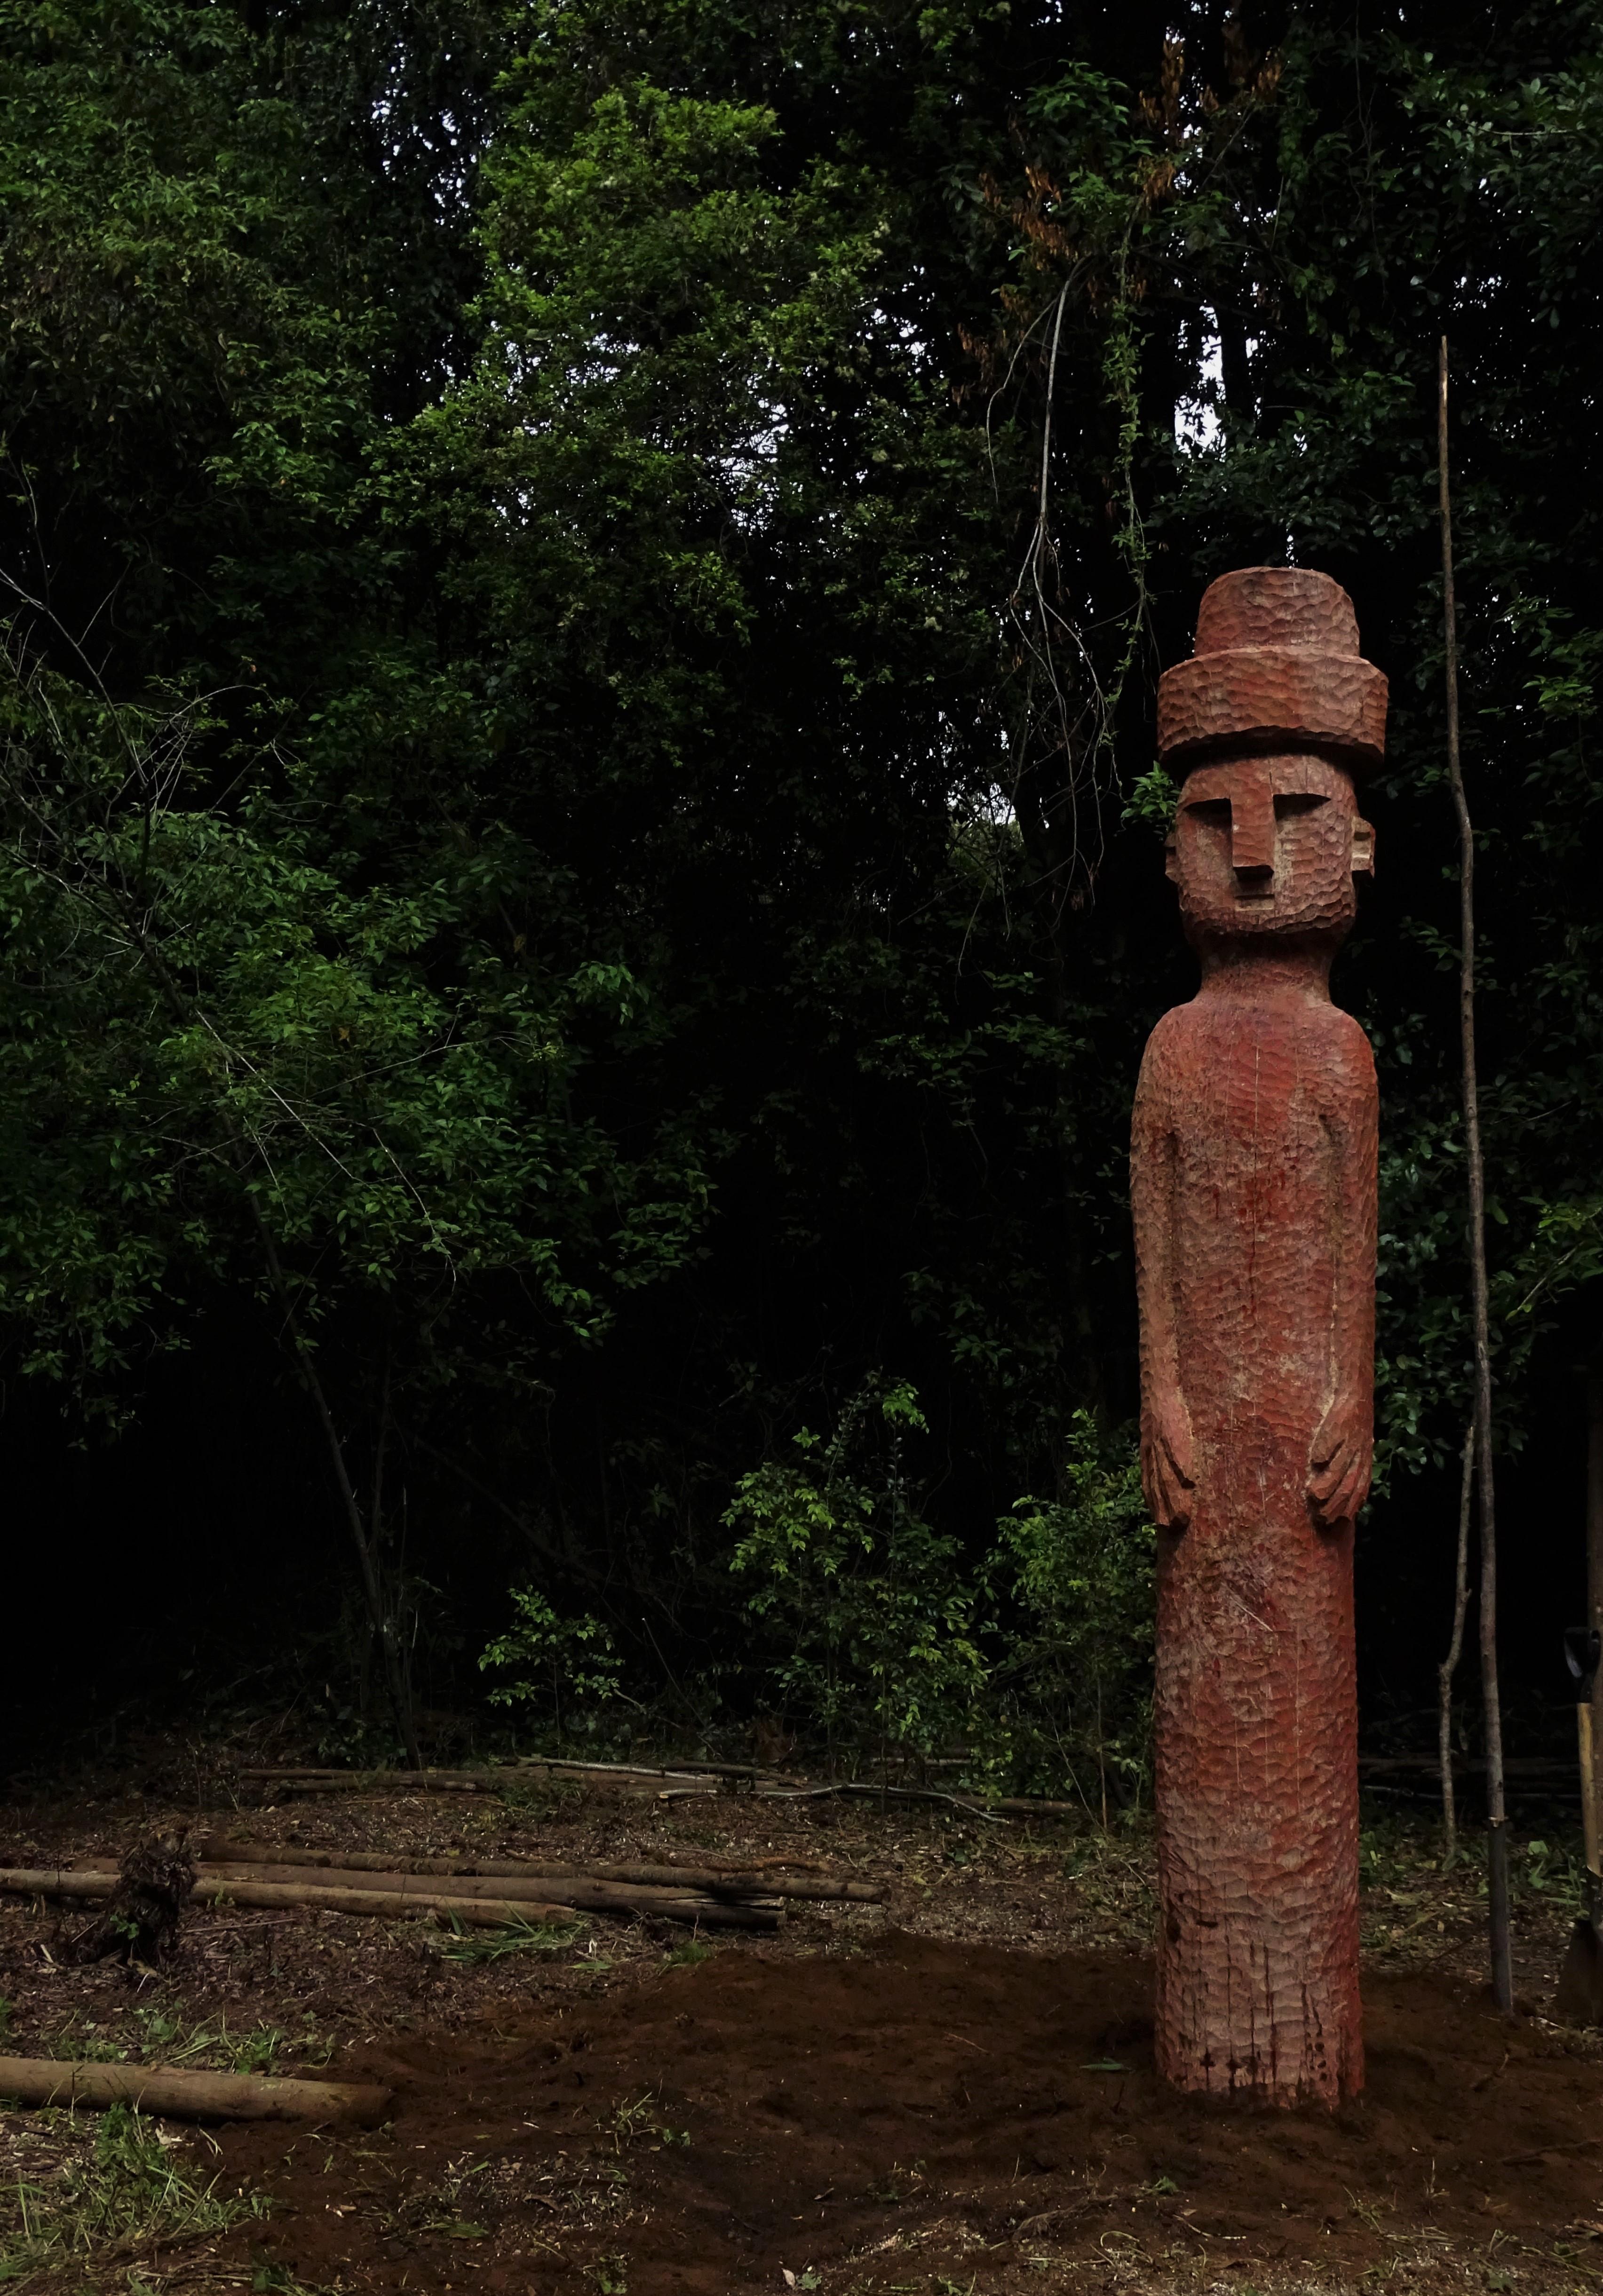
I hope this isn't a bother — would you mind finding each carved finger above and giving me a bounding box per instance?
[1309,1416,1344,1474]
[1309,1469,1349,1524]
[1330,1454,1371,1521]
[1308,1438,1352,1506]
[1161,1429,1195,1492]
[1141,1448,1161,1520]
[1158,1459,1192,1532]
[1315,1456,1368,1529]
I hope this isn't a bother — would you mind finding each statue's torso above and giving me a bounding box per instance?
[1137,986,1373,2108]
[1136,992,1376,1476]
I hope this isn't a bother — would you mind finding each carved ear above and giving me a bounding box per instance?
[1164,833,1179,883]
[1351,816,1376,877]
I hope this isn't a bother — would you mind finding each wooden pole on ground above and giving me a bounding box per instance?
[0,2057,390,2124]
[0,1867,780,1932]
[199,1840,880,1903]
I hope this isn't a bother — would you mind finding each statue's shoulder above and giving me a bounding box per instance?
[1301,1004,1377,1126]
[1134,1005,1213,1123]
[1310,1001,1377,1077]
[1136,1004,1195,1077]
[1141,1003,1198,1053]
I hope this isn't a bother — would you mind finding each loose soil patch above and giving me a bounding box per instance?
[222,1929,1603,2294]
[4,1771,1603,2291]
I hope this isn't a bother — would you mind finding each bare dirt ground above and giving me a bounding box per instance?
[4,1758,1603,2295]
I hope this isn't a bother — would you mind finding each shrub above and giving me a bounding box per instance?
[987,1411,1155,1814]
[478,1589,627,1742]
[725,1377,988,1775]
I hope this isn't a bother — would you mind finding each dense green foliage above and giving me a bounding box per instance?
[727,1378,991,1773]
[1,0,1599,1775]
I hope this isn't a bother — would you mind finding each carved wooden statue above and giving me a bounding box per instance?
[1132,567,1387,2108]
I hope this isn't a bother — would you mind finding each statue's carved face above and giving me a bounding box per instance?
[1165,753,1374,944]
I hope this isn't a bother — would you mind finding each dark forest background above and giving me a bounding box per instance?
[1,0,1599,1791]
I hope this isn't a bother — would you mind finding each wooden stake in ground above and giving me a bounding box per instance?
[1589,1362,1603,1858]
[1438,333,1512,2011]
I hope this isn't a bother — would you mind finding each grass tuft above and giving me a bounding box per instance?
[433,1913,584,1965]
[0,2101,267,2284]
[663,1939,713,1968]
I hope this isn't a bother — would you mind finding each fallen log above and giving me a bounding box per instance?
[3,1867,780,1932]
[1,1868,573,1927]
[233,1762,1093,1825]
[243,1757,782,1785]
[0,2056,391,2126]
[516,1756,794,1783]
[609,1848,825,1869]
[199,1864,779,1927]
[237,1763,722,1796]
[758,1782,1008,1823]
[237,1769,532,1797]
[482,1860,873,1905]
[199,1840,880,1904]
[236,1761,1048,1823]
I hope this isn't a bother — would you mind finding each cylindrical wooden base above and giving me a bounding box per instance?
[1154,1504,1362,2106]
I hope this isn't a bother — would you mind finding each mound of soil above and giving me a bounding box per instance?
[224,1930,1603,2292]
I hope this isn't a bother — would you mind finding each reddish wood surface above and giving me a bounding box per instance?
[1159,564,1387,775]
[1132,567,1385,2107]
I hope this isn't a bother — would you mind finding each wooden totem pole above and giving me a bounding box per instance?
[1132,567,1387,2108]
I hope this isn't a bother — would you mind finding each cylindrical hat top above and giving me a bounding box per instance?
[1158,567,1387,776]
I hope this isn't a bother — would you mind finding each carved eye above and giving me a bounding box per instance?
[1184,799,1232,824]
[1273,792,1329,816]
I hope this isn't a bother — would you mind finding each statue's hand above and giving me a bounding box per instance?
[1309,1392,1373,1528]
[1142,1394,1195,1531]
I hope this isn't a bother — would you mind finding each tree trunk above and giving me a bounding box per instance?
[256,1228,421,1768]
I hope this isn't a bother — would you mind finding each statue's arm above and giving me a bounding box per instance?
[1308,1024,1379,1529]
[1131,1030,1194,1531]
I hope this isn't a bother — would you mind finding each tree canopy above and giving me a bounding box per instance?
[2,0,1599,1770]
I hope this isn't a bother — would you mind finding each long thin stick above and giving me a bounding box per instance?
[1580,1359,1589,1864]
[1438,335,1512,2010]
[1437,1418,1476,1861]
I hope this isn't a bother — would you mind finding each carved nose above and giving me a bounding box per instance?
[1231,796,1277,881]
